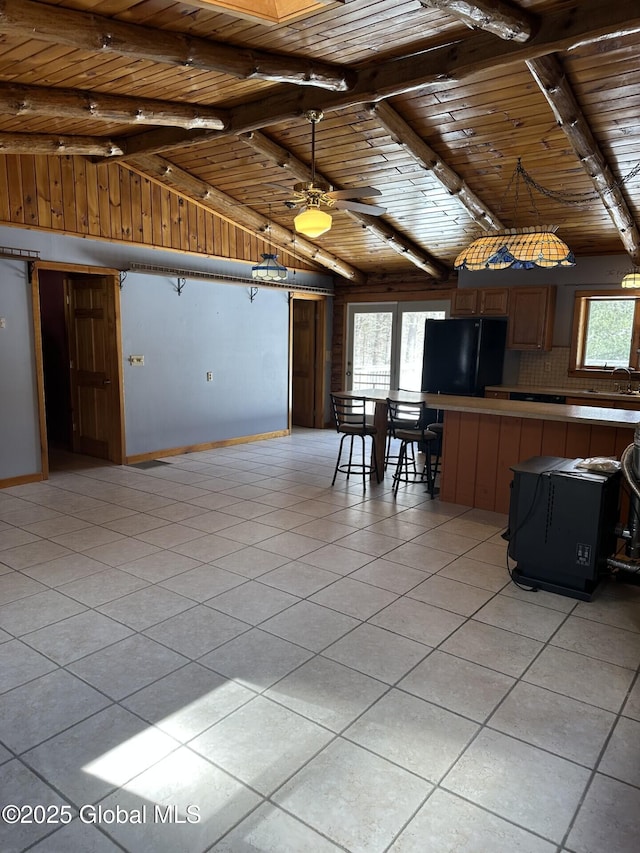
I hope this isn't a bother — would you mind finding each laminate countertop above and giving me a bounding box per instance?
[431,394,640,429]
[485,384,640,404]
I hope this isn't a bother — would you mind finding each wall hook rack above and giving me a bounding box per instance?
[175,277,186,296]
[248,286,259,302]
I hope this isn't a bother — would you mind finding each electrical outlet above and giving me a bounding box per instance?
[0,317,6,329]
[544,361,551,373]
[206,372,213,381]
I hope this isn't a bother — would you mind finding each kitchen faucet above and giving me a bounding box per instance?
[611,366,632,392]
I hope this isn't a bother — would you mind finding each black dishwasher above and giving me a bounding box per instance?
[510,391,567,404]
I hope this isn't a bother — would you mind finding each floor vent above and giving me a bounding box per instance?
[130,460,172,469]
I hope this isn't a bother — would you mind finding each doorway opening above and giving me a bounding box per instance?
[290,294,327,428]
[34,264,125,477]
[39,269,73,452]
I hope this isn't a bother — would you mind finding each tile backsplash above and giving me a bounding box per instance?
[517,347,619,392]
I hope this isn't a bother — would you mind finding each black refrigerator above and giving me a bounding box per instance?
[421,317,507,396]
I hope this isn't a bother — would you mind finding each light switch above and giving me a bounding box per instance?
[128,355,144,366]
[0,317,6,329]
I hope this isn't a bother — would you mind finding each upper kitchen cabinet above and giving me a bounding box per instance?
[450,289,478,316]
[507,286,556,351]
[480,288,510,316]
[450,288,509,317]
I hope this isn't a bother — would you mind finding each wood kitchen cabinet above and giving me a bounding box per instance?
[612,399,640,411]
[479,288,510,316]
[450,287,509,317]
[563,396,640,408]
[450,289,478,316]
[484,390,510,399]
[507,286,556,351]
[566,397,599,407]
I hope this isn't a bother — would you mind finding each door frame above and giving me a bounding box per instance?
[31,261,126,477]
[289,292,327,429]
[345,299,451,391]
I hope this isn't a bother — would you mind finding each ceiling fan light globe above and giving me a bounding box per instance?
[294,208,332,238]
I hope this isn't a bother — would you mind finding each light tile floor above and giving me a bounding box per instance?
[1,429,640,852]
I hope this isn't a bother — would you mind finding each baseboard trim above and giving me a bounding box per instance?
[0,472,45,490]
[125,430,290,465]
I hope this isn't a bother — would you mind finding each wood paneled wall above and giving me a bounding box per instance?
[441,410,635,514]
[0,153,306,268]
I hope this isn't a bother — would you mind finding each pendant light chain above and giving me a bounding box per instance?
[514,159,640,208]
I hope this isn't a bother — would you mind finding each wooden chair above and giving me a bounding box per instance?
[386,398,438,496]
[330,394,380,488]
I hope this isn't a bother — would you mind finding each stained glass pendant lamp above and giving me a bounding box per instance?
[454,159,575,271]
[454,225,575,271]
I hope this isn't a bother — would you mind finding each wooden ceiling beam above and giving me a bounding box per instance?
[368,101,503,233]
[126,154,366,284]
[238,130,314,182]
[0,0,354,92]
[428,3,640,261]
[527,55,640,264]
[418,0,536,43]
[0,131,123,156]
[0,81,228,130]
[239,129,449,280]
[117,0,640,158]
[354,1,640,102]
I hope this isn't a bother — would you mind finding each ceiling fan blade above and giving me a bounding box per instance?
[333,200,387,215]
[327,187,382,200]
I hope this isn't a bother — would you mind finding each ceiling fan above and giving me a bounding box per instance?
[279,110,387,238]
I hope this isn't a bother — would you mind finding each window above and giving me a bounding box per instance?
[570,289,640,376]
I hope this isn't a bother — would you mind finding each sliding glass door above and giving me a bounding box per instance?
[345,301,449,391]
[349,306,394,390]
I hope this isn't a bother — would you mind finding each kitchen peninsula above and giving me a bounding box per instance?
[435,395,639,513]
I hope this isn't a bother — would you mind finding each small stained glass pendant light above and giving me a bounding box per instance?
[621,270,640,288]
[252,210,288,282]
[251,252,288,281]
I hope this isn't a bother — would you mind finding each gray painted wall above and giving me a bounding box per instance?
[121,272,289,455]
[0,226,332,479]
[0,260,41,479]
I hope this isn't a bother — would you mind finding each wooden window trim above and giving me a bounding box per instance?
[569,287,640,379]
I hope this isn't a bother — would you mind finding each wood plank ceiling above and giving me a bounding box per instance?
[0,0,639,284]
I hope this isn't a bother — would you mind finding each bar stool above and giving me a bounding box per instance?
[425,410,443,496]
[385,392,437,471]
[385,389,415,471]
[386,398,438,496]
[330,394,380,488]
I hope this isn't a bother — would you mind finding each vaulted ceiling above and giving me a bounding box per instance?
[1,0,639,284]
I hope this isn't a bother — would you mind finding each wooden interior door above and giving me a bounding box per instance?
[66,273,124,462]
[292,299,317,427]
[291,296,326,428]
